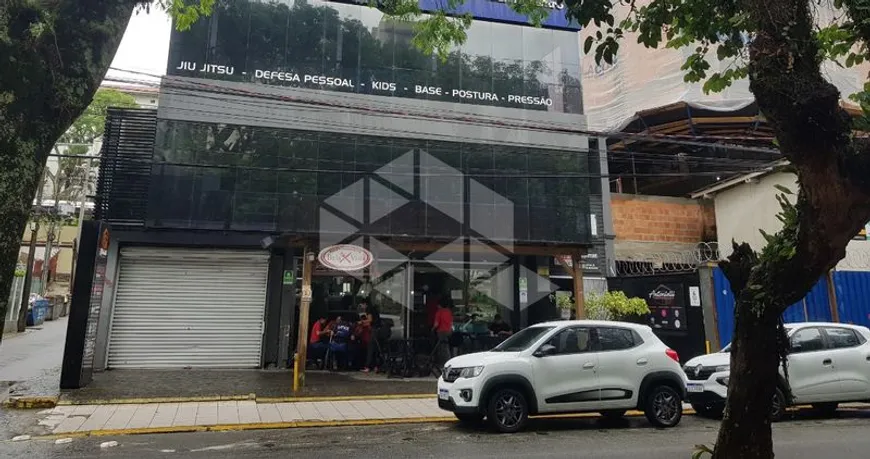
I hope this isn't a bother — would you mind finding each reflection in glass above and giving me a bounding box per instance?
[166,0,583,113]
[150,119,592,244]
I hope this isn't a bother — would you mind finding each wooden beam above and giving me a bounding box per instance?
[826,269,840,323]
[571,252,586,319]
[293,247,314,392]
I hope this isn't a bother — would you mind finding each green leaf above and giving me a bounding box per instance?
[774,184,793,195]
[585,36,595,54]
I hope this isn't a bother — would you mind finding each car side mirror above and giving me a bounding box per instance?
[534,344,557,357]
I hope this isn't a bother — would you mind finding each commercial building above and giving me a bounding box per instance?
[84,0,600,371]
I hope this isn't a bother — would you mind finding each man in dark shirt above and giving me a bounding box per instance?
[489,314,513,338]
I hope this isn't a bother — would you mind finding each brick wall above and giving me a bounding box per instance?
[612,194,715,243]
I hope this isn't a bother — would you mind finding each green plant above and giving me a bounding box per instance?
[554,291,573,310]
[585,291,650,321]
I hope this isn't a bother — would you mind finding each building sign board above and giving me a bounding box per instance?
[318,245,374,271]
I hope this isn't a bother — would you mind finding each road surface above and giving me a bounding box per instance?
[5,408,870,458]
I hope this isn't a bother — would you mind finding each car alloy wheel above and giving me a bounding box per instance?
[770,387,786,422]
[645,385,682,427]
[487,388,528,433]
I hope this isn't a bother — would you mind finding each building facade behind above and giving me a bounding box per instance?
[89,0,598,370]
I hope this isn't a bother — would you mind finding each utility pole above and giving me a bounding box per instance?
[17,181,45,332]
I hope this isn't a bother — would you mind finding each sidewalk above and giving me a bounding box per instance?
[38,397,450,437]
[33,397,702,438]
[0,317,67,403]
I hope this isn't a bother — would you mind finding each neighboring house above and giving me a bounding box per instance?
[690,162,870,271]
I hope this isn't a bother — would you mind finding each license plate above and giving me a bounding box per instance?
[438,389,449,400]
[687,383,704,393]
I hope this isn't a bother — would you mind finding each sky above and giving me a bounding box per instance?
[106,8,173,85]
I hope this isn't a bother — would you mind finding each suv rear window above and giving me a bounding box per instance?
[597,327,638,351]
[824,327,863,349]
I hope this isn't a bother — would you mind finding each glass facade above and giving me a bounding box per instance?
[150,119,593,245]
[166,0,582,113]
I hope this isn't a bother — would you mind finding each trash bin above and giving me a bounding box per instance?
[46,297,61,321]
[27,299,49,326]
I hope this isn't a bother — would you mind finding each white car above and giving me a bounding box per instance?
[684,322,870,420]
[436,320,688,432]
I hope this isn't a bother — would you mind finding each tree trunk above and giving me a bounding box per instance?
[712,298,782,459]
[0,0,140,342]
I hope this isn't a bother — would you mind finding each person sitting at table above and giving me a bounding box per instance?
[489,314,513,339]
[330,315,353,370]
[308,316,331,367]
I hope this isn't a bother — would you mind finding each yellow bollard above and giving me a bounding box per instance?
[705,340,711,354]
[293,352,300,393]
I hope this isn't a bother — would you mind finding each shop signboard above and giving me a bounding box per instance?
[318,245,374,272]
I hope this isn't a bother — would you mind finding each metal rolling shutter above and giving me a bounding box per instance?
[107,248,268,369]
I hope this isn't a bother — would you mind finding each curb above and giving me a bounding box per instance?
[16,408,700,441]
[2,396,59,410]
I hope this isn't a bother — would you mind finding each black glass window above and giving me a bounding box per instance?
[148,119,592,244]
[166,0,582,113]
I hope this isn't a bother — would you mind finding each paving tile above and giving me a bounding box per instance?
[405,399,444,417]
[256,403,282,423]
[195,402,218,426]
[347,400,382,420]
[53,416,87,434]
[71,405,98,416]
[103,404,139,430]
[238,402,261,424]
[49,406,77,416]
[126,404,159,429]
[217,401,240,425]
[294,402,325,421]
[149,403,179,428]
[383,399,425,418]
[172,402,198,427]
[311,402,345,421]
[275,403,303,422]
[332,401,367,420]
[366,400,404,419]
[77,405,117,432]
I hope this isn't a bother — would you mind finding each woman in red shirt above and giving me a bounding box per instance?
[432,303,454,365]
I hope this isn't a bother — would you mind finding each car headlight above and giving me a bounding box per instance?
[716,376,730,386]
[459,366,485,378]
[715,365,730,372]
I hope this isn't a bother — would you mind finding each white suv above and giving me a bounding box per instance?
[436,320,688,432]
[684,322,870,420]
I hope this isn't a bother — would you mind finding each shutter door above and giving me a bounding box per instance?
[107,248,268,369]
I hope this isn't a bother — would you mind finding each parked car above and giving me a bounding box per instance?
[436,320,687,432]
[684,322,870,420]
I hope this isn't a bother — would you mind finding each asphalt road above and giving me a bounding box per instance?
[5,409,870,459]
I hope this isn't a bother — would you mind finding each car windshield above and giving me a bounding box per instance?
[492,326,555,352]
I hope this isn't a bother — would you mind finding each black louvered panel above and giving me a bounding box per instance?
[95,108,156,228]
